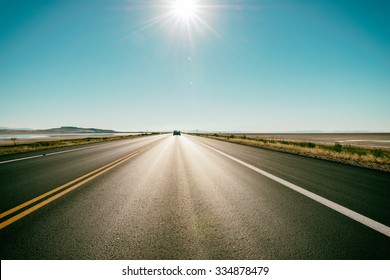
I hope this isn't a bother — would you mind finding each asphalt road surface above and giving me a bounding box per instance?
[1,134,389,259]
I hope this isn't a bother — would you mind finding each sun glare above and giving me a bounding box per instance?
[173,0,196,19]
[123,0,219,46]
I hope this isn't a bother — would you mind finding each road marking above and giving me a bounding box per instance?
[0,155,44,164]
[0,142,159,230]
[195,140,390,237]
[0,150,136,219]
[0,143,111,164]
[40,144,108,156]
[0,135,165,164]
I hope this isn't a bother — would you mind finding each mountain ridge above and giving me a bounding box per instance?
[0,126,118,135]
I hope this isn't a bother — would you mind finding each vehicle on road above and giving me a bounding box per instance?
[173,130,181,136]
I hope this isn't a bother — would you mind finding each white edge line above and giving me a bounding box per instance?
[0,143,108,164]
[0,155,43,164]
[0,134,166,164]
[44,144,106,156]
[195,139,390,238]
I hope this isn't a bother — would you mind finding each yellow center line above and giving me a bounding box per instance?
[0,151,136,219]
[0,142,158,230]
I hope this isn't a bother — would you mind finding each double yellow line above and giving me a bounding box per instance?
[0,141,159,230]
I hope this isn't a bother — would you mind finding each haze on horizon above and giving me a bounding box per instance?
[1,0,389,132]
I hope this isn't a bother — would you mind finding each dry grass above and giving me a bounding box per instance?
[192,134,390,173]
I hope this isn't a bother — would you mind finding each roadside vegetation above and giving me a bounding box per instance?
[0,133,159,156]
[191,133,390,173]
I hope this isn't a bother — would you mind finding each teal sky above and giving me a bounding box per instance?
[1,0,389,132]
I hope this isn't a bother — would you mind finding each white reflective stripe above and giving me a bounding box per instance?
[196,140,390,237]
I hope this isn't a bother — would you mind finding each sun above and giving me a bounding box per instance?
[173,0,197,20]
[122,0,219,45]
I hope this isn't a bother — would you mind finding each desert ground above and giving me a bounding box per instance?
[227,133,390,150]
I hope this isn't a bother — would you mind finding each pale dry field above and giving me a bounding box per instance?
[205,134,390,172]
[233,133,390,150]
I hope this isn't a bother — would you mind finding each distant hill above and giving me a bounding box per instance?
[44,126,117,134]
[0,127,32,130]
[0,126,117,135]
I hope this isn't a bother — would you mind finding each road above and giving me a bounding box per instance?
[0,134,389,259]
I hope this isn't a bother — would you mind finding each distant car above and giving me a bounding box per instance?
[173,130,181,136]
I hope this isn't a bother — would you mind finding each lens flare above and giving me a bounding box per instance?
[121,0,228,47]
[173,0,196,19]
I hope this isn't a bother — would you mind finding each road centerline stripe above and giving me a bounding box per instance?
[194,139,390,237]
[0,150,138,220]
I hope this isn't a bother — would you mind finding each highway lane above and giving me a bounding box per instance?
[0,134,389,259]
[0,134,167,213]
[191,136,390,227]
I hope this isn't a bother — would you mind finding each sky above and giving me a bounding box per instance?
[0,0,389,132]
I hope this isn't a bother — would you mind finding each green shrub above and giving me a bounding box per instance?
[342,145,367,156]
[333,143,342,152]
[256,138,267,143]
[307,142,316,148]
[294,142,316,148]
[372,149,385,158]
